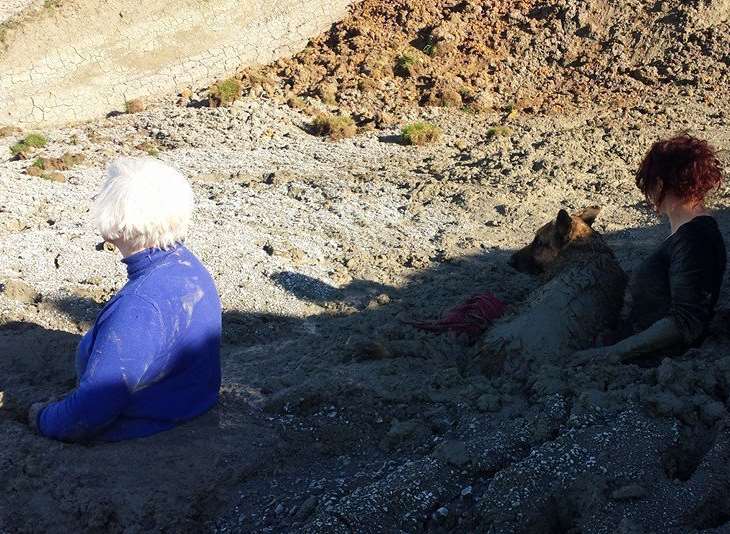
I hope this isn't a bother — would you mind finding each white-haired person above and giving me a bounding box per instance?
[28,157,222,442]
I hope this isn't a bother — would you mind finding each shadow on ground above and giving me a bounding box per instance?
[3,211,730,532]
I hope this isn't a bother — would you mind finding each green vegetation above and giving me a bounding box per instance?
[400,122,442,146]
[21,133,47,148]
[422,36,440,57]
[9,133,47,158]
[311,114,357,141]
[136,141,159,156]
[208,78,243,107]
[395,50,423,77]
[485,126,512,138]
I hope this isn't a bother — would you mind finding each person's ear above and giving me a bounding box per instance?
[576,206,601,227]
[555,209,572,238]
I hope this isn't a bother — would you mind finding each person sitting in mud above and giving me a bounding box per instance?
[28,157,222,442]
[572,134,726,365]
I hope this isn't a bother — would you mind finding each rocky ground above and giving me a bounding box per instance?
[234,0,730,124]
[2,0,730,533]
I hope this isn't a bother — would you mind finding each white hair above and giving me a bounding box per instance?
[93,157,194,250]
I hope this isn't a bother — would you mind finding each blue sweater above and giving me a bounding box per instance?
[38,245,222,442]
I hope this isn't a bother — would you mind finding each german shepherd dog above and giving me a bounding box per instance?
[477,207,627,374]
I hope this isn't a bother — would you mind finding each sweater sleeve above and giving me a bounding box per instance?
[38,295,163,442]
[668,233,715,344]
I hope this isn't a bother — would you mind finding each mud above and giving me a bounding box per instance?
[236,0,730,121]
[1,0,730,532]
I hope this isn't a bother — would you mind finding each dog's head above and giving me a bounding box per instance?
[508,206,601,275]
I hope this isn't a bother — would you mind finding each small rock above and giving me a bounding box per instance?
[460,485,473,498]
[177,88,193,106]
[0,279,40,304]
[0,126,22,138]
[375,111,395,127]
[432,506,449,521]
[294,496,318,521]
[45,171,66,182]
[95,241,117,253]
[433,439,470,467]
[26,165,43,177]
[264,170,296,185]
[610,484,647,501]
[650,391,685,417]
[274,503,284,515]
[656,358,674,385]
[380,419,422,450]
[125,98,145,114]
[701,400,726,423]
[375,293,391,305]
[477,393,501,412]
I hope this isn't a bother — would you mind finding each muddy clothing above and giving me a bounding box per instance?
[623,216,726,346]
[37,245,222,442]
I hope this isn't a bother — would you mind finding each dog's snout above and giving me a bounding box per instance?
[509,249,542,274]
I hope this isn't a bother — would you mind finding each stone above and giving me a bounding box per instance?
[125,98,145,113]
[477,393,501,412]
[656,358,674,385]
[610,484,647,501]
[0,126,22,137]
[26,165,43,177]
[380,419,422,450]
[701,400,726,423]
[45,172,66,182]
[433,440,470,467]
[294,496,318,521]
[95,241,117,253]
[0,279,40,304]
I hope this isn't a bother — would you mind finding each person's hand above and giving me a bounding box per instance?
[569,346,622,367]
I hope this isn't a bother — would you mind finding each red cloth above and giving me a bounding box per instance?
[404,291,507,337]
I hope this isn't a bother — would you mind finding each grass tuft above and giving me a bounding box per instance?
[9,133,47,158]
[485,126,512,138]
[208,78,243,107]
[395,50,423,77]
[311,114,357,141]
[400,122,442,146]
[22,133,47,148]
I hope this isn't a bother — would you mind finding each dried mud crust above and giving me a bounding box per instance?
[234,0,730,122]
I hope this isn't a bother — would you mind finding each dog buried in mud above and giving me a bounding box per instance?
[475,206,627,375]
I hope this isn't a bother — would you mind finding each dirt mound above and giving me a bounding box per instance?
[234,0,730,122]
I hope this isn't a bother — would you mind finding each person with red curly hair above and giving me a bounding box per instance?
[573,134,726,364]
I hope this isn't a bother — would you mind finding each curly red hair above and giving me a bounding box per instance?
[636,134,724,207]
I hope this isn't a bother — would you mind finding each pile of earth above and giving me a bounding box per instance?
[226,0,730,124]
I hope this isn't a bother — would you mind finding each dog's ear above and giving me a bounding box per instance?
[555,209,572,237]
[576,206,601,227]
